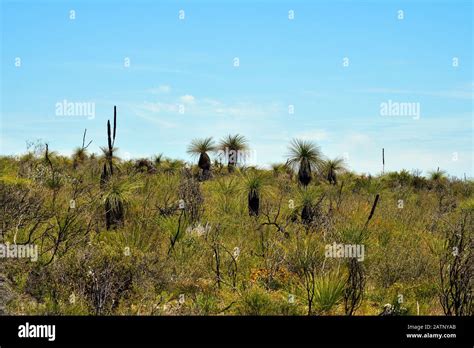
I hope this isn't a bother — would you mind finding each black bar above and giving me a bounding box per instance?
[0,316,472,346]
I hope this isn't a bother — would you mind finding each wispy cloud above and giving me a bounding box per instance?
[179,95,196,104]
[356,83,474,100]
[148,85,171,94]
[295,129,329,141]
[133,94,282,120]
[141,101,178,113]
[131,103,178,128]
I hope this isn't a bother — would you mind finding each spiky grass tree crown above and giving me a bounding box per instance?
[102,179,142,204]
[314,273,345,313]
[72,147,88,169]
[99,146,120,164]
[218,134,249,152]
[298,186,323,206]
[187,137,216,173]
[187,137,216,155]
[102,177,142,229]
[153,153,163,166]
[324,157,346,173]
[287,139,324,186]
[215,176,239,196]
[162,159,185,175]
[72,147,88,161]
[218,134,249,171]
[271,163,287,177]
[242,170,267,193]
[429,169,447,181]
[324,157,347,184]
[287,139,324,169]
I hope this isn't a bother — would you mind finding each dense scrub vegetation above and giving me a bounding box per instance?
[0,116,472,316]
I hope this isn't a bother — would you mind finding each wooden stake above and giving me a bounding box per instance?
[382,148,385,174]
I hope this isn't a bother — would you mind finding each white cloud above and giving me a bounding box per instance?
[346,132,372,145]
[357,83,474,100]
[214,102,281,118]
[295,129,329,141]
[148,85,171,94]
[141,101,177,113]
[179,95,196,104]
[138,94,281,120]
[133,108,178,128]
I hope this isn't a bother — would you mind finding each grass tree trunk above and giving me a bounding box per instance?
[100,164,108,188]
[198,152,211,180]
[248,189,260,216]
[301,203,314,224]
[105,199,124,230]
[228,154,236,173]
[298,158,312,186]
[328,169,337,185]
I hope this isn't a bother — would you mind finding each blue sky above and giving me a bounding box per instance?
[1,0,472,177]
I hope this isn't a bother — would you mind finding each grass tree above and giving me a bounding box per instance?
[72,129,92,169]
[299,187,324,225]
[242,170,266,216]
[72,148,88,169]
[313,273,345,314]
[429,169,447,182]
[187,137,216,179]
[300,189,314,224]
[103,179,141,230]
[134,158,157,174]
[428,169,447,192]
[271,163,286,177]
[214,177,239,214]
[100,106,118,186]
[323,157,347,185]
[218,134,249,173]
[161,159,185,175]
[153,153,163,167]
[99,146,120,183]
[287,139,324,187]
